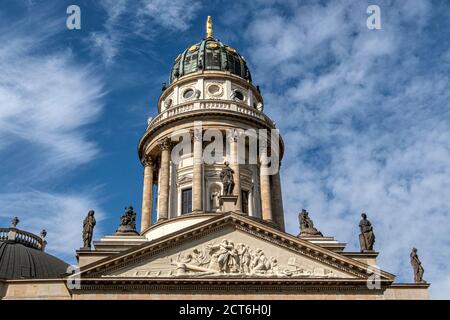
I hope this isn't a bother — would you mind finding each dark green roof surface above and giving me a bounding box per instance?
[0,241,69,279]
[170,37,252,83]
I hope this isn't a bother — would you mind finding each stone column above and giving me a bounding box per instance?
[192,128,203,212]
[229,129,242,212]
[271,168,285,231]
[260,141,273,222]
[157,138,171,221]
[260,166,273,222]
[140,155,154,232]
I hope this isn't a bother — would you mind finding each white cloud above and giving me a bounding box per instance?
[138,0,201,31]
[0,191,105,264]
[0,25,104,175]
[91,0,202,64]
[244,0,450,298]
[0,13,106,262]
[89,0,128,64]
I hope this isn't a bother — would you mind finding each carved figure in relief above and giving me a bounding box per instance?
[170,239,336,278]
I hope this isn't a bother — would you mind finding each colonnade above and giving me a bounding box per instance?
[140,133,283,232]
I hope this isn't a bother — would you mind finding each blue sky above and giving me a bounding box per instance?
[0,0,449,298]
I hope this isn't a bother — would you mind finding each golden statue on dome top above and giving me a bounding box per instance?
[206,16,213,38]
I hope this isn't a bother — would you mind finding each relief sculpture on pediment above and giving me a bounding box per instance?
[168,239,336,278]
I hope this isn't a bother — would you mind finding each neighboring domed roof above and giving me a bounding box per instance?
[170,16,252,83]
[0,227,69,279]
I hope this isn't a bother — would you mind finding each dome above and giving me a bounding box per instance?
[0,227,69,279]
[170,16,252,83]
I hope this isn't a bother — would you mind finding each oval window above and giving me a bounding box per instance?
[208,84,221,95]
[183,88,194,99]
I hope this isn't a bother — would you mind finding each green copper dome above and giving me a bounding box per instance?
[170,17,252,83]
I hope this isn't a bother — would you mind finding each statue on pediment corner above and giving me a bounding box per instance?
[82,210,96,249]
[298,209,323,237]
[359,213,375,252]
[410,247,426,283]
[116,206,138,234]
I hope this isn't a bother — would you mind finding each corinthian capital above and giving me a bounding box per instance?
[141,154,153,167]
[157,137,172,151]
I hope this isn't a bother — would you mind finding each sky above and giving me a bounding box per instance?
[0,0,449,298]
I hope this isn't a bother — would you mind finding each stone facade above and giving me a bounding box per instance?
[0,212,430,300]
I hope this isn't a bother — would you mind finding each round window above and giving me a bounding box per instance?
[183,88,194,99]
[234,90,244,101]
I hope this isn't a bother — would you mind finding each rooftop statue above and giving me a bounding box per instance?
[116,206,138,234]
[359,213,375,252]
[82,210,96,249]
[298,209,323,237]
[11,216,19,228]
[410,247,426,283]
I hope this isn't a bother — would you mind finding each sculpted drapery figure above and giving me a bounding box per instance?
[220,162,235,196]
[210,191,220,211]
[172,239,337,278]
[410,248,426,283]
[116,206,137,233]
[82,210,96,248]
[298,209,323,237]
[208,239,236,273]
[359,213,375,252]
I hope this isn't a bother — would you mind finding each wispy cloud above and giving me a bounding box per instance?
[244,0,450,298]
[0,10,106,261]
[137,0,202,31]
[90,0,202,64]
[0,20,104,176]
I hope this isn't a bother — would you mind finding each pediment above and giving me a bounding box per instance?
[79,213,394,282]
[105,227,352,279]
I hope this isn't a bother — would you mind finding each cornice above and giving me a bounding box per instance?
[138,110,285,162]
[73,277,391,293]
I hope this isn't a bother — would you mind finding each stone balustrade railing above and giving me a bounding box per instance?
[0,228,8,241]
[147,100,274,129]
[0,227,45,250]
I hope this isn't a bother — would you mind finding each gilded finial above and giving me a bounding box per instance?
[206,16,213,38]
